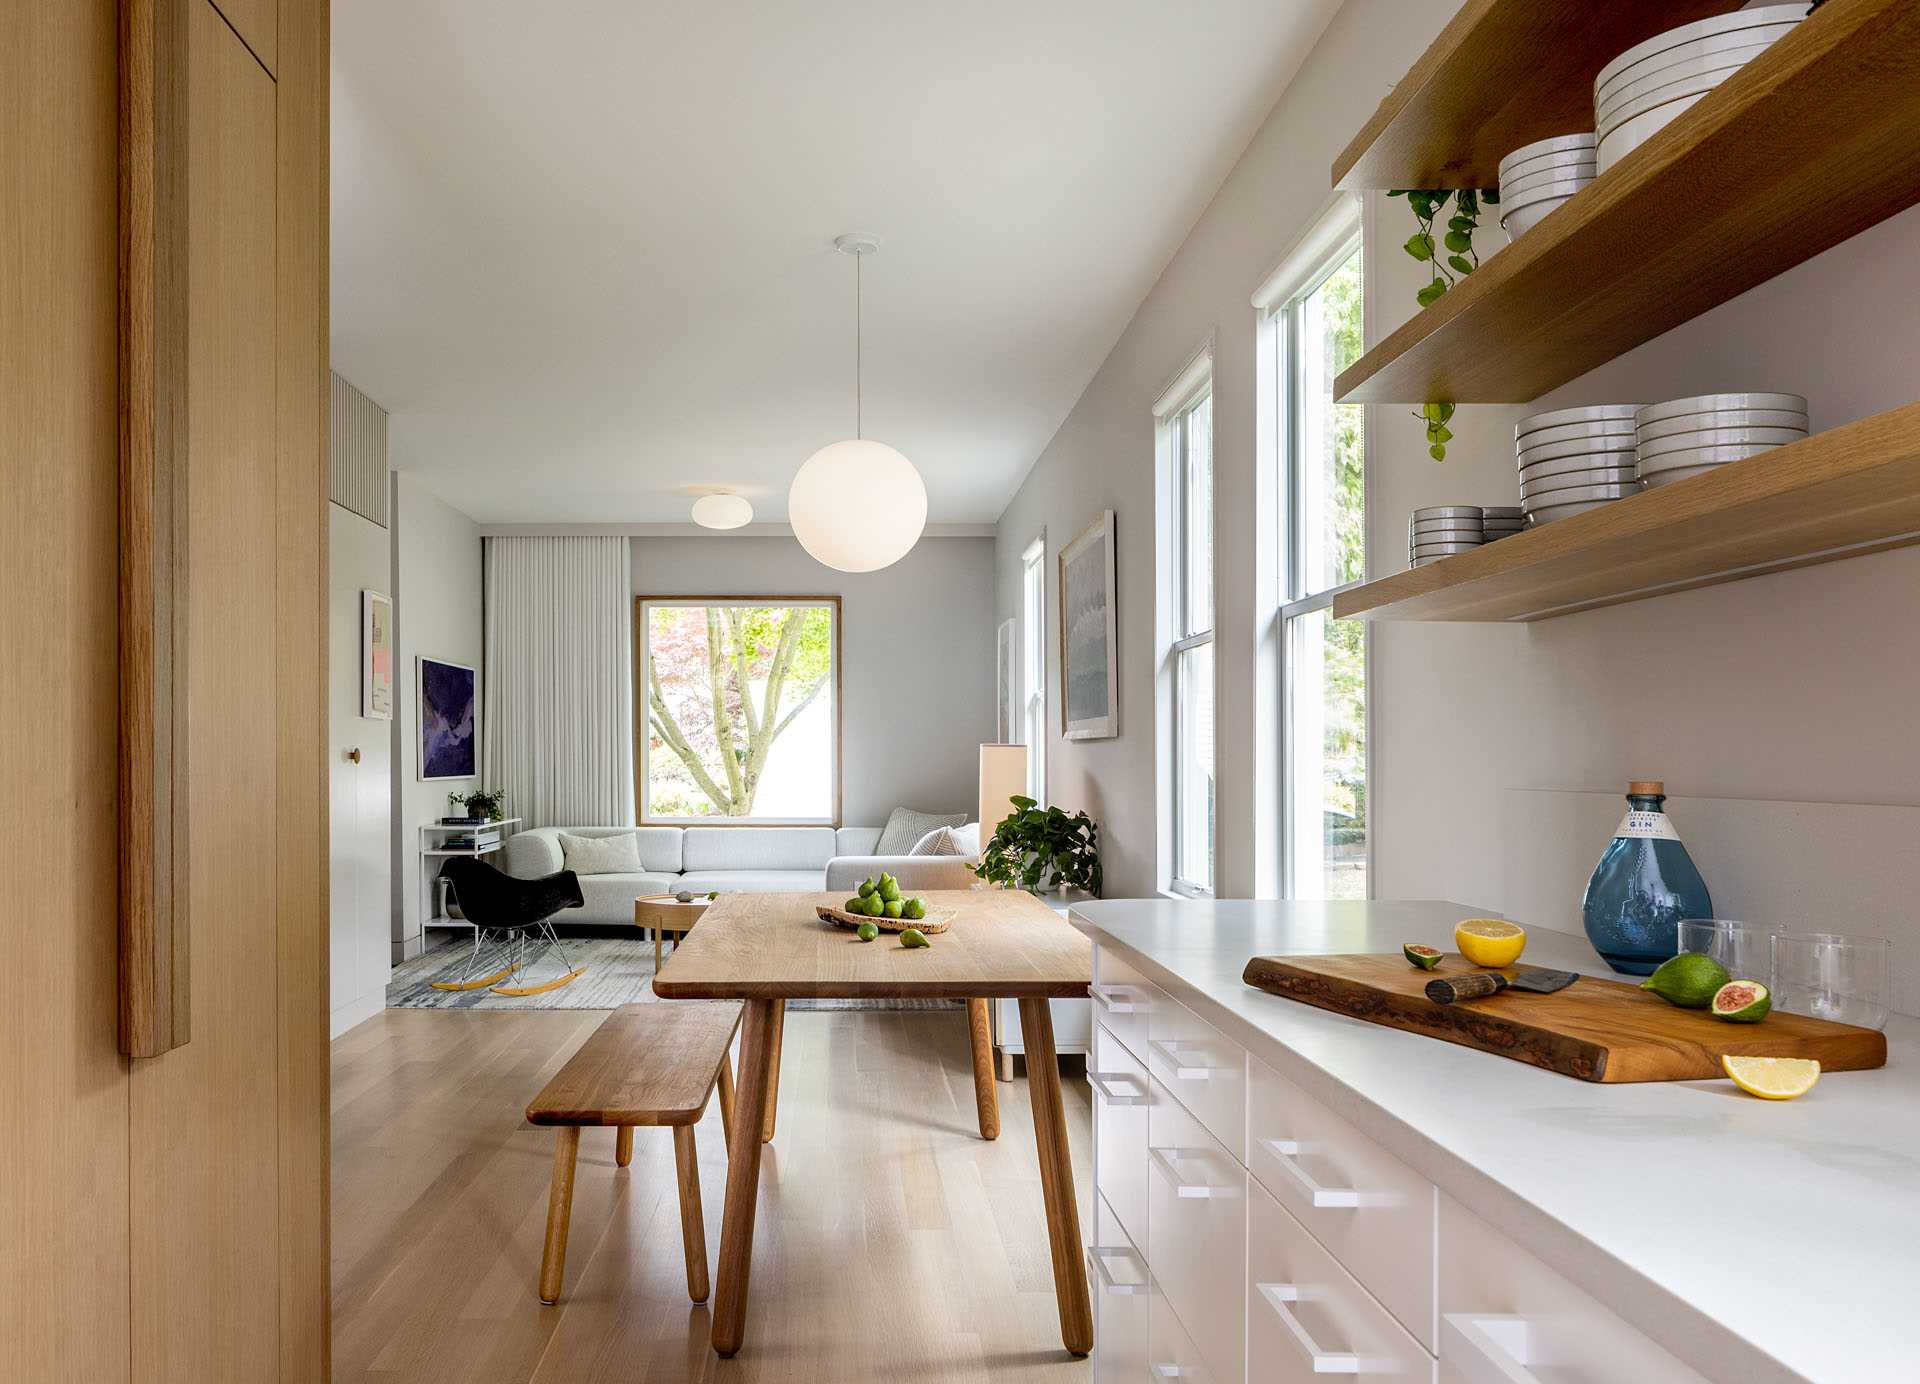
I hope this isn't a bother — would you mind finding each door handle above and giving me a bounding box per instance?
[347,747,362,764]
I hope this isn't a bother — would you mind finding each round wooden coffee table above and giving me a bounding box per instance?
[634,894,710,968]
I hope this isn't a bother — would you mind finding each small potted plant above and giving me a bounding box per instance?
[973,797,1101,898]
[446,787,506,823]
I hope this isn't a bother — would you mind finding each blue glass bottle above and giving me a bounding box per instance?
[1581,780,1713,975]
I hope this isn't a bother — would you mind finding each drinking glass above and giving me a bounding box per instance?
[1675,918,1774,984]
[1770,932,1892,1030]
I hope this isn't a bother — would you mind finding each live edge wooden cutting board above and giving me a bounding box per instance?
[1243,955,1888,1083]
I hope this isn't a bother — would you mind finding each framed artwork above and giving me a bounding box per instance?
[417,656,478,781]
[361,590,394,720]
[996,618,1017,742]
[1059,509,1118,740]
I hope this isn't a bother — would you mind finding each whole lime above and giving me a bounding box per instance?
[1641,952,1731,1008]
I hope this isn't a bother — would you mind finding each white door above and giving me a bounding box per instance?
[330,506,394,1035]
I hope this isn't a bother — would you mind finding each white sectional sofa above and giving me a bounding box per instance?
[502,824,980,926]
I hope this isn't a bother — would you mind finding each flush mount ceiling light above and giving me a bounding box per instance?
[690,492,753,530]
[788,234,928,573]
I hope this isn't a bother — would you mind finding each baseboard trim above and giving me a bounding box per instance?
[330,990,386,1040]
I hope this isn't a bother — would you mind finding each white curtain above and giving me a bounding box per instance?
[482,536,634,827]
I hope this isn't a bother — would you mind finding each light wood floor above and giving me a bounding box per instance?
[332,1008,1095,1383]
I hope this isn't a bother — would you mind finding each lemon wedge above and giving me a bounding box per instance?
[1721,1054,1820,1100]
[1454,918,1526,968]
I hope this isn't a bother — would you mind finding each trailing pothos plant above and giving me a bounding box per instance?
[1388,188,1496,461]
[973,797,1102,897]
[1389,187,1496,307]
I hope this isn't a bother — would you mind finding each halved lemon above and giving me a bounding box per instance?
[1454,918,1526,968]
[1721,1054,1820,1100]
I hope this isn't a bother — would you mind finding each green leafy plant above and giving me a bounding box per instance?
[973,797,1102,897]
[1388,187,1497,308]
[1415,400,1456,461]
[447,787,506,821]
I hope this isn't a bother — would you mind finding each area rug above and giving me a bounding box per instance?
[387,935,960,1013]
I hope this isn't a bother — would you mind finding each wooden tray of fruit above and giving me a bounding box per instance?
[817,900,955,934]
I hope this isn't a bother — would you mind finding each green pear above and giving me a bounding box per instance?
[884,898,905,919]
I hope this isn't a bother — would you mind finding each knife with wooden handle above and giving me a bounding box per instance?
[1425,968,1578,1004]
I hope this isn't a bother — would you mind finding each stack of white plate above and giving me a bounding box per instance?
[1595,5,1806,174]
[1410,506,1482,568]
[1635,392,1809,489]
[1482,506,1525,541]
[1516,404,1643,524]
[1497,133,1596,241]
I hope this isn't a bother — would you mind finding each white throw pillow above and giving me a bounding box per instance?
[908,826,961,857]
[557,832,643,875]
[948,822,982,858]
[876,806,967,855]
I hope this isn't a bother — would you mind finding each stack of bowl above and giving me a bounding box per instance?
[1482,506,1525,541]
[1516,404,1643,525]
[1595,5,1806,175]
[1498,133,1595,241]
[1409,506,1482,568]
[1635,392,1809,489]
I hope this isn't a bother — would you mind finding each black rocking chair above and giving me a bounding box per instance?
[434,857,588,995]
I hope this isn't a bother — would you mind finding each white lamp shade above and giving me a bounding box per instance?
[690,493,753,529]
[788,438,928,573]
[978,743,1028,836]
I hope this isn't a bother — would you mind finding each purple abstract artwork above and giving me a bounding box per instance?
[419,658,477,780]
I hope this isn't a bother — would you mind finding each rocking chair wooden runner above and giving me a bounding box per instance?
[432,857,589,996]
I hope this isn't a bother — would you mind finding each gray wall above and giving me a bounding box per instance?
[631,536,996,827]
[391,473,484,957]
[992,0,1920,1015]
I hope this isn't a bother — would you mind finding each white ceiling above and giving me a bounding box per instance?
[330,1,1344,525]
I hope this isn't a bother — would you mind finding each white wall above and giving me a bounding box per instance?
[993,0,1920,1016]
[328,504,393,1035]
[630,535,996,826]
[392,473,484,958]
[993,0,1444,899]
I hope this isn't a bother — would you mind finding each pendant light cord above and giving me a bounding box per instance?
[854,250,863,440]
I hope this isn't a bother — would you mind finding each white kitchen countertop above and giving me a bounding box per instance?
[1069,898,1917,1384]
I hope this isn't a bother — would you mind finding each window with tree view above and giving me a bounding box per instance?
[1279,235,1366,899]
[637,599,839,823]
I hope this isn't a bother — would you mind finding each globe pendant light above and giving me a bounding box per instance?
[788,234,927,573]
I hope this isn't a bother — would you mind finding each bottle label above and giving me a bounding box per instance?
[1614,810,1679,841]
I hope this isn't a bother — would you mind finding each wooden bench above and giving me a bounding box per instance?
[525,1001,741,1305]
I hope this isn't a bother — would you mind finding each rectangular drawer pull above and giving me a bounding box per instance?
[1149,1038,1232,1081]
[1088,1070,1147,1105]
[1441,1313,1541,1384]
[1262,1138,1363,1209]
[1256,1282,1363,1374]
[1091,983,1145,1013]
[1084,1243,1149,1296]
[1148,1146,1241,1199]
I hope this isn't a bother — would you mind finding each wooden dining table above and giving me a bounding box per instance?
[652,888,1095,1359]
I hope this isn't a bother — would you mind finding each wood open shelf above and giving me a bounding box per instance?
[1334,0,1920,404]
[1334,405,1920,623]
[1331,0,1740,191]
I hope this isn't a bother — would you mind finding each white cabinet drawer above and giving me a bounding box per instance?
[1092,1019,1150,1252]
[1248,1057,1437,1350]
[1249,1178,1435,1383]
[1092,945,1161,1062]
[1437,1194,1709,1384]
[1146,987,1246,1161]
[1148,1076,1246,1384]
[1091,1193,1150,1384]
[1150,1275,1215,1384]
